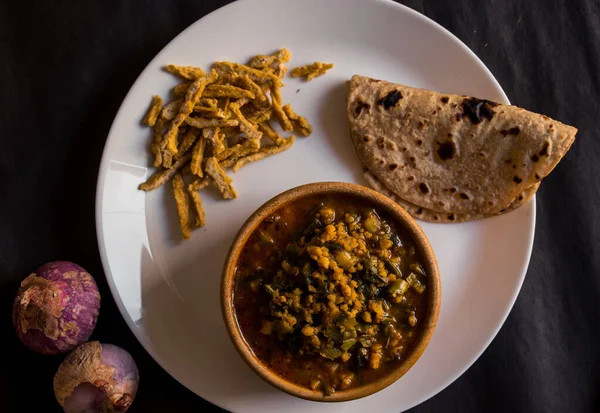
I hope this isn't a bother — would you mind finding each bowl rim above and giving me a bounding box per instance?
[221,181,441,402]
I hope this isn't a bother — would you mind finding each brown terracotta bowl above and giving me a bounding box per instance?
[221,182,441,402]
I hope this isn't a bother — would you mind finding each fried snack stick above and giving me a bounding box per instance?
[229,99,262,140]
[274,63,288,79]
[187,177,209,228]
[205,158,237,199]
[237,74,267,102]
[174,127,198,160]
[248,48,292,69]
[282,104,312,136]
[274,48,292,64]
[172,83,190,97]
[258,122,284,145]
[174,86,223,101]
[151,117,167,167]
[232,141,260,159]
[162,153,173,169]
[291,62,334,81]
[184,117,239,129]
[193,106,227,119]
[274,49,292,78]
[215,139,260,161]
[172,173,192,239]
[199,98,219,108]
[139,154,192,191]
[203,127,225,156]
[143,95,163,126]
[221,97,232,119]
[248,54,277,70]
[203,84,255,100]
[160,108,186,168]
[246,108,272,125]
[275,63,287,79]
[188,190,206,228]
[166,64,206,80]
[233,136,295,172]
[215,143,242,161]
[270,84,293,131]
[219,125,239,140]
[188,177,210,192]
[214,62,282,88]
[219,157,236,169]
[190,134,206,177]
[160,99,183,121]
[216,139,262,168]
[163,69,218,156]
[248,48,291,79]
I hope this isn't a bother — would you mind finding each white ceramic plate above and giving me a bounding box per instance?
[96,0,535,411]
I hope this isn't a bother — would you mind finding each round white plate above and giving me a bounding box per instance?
[96,0,535,411]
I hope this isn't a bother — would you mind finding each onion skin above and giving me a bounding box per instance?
[54,341,139,413]
[12,261,100,355]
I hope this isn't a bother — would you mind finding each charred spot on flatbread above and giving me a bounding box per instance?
[436,140,457,161]
[440,96,449,104]
[354,101,371,117]
[531,154,540,162]
[418,182,430,194]
[539,141,551,156]
[500,127,520,136]
[513,176,523,184]
[461,97,498,124]
[377,90,402,109]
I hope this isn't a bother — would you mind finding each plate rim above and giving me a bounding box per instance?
[95,0,536,410]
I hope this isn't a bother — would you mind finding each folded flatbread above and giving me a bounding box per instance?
[347,75,576,215]
[364,171,539,223]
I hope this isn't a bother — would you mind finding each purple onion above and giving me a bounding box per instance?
[54,342,139,413]
[12,261,100,355]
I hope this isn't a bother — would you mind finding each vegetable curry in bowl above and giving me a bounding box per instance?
[222,182,440,402]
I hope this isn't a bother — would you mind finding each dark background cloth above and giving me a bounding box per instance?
[0,0,598,411]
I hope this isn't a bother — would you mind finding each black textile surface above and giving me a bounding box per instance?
[1,0,598,412]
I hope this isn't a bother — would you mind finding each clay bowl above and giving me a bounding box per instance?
[221,182,441,402]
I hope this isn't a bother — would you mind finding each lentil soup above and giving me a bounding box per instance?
[233,194,429,396]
